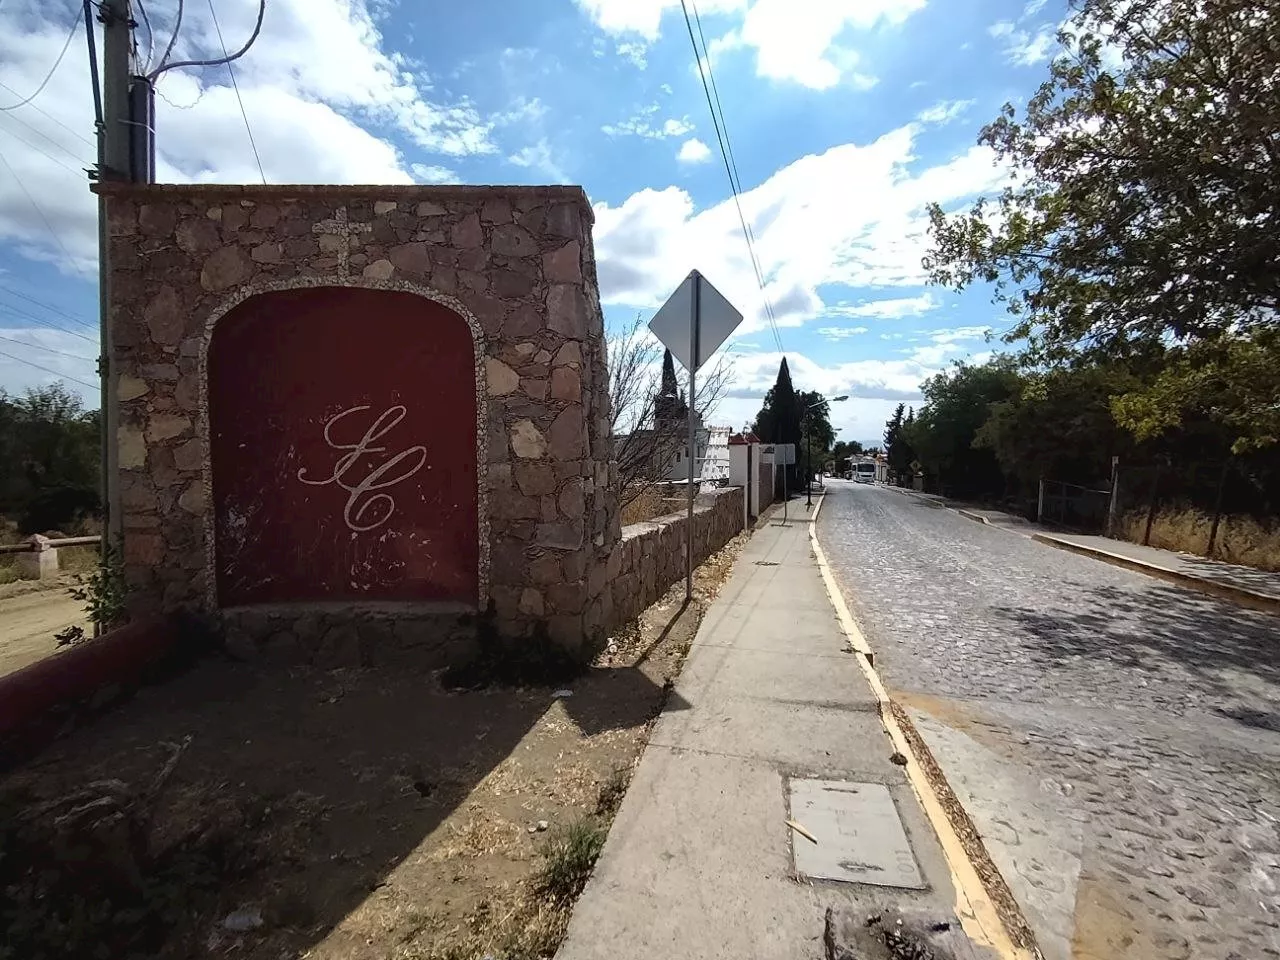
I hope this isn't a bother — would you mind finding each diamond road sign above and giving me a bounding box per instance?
[648,270,743,373]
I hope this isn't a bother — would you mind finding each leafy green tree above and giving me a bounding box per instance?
[926,0,1279,364]
[976,362,1141,489]
[883,404,915,485]
[907,359,1021,499]
[797,391,836,482]
[1111,331,1280,455]
[0,383,101,533]
[831,439,865,465]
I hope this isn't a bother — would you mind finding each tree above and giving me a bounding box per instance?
[797,391,836,483]
[0,383,101,533]
[831,439,865,465]
[975,362,1142,489]
[752,358,803,487]
[752,358,801,447]
[883,404,915,485]
[926,0,1279,365]
[609,314,731,507]
[906,359,1021,499]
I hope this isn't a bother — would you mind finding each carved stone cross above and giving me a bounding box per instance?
[312,206,372,277]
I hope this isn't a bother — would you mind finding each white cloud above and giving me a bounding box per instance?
[816,326,869,340]
[616,41,648,68]
[507,139,569,183]
[593,124,1007,336]
[575,0,922,90]
[929,325,992,345]
[901,325,993,365]
[572,0,746,42]
[602,104,696,139]
[829,293,939,320]
[0,0,510,276]
[719,0,923,90]
[711,348,937,443]
[411,163,463,184]
[677,138,712,164]
[916,98,976,125]
[1024,0,1049,15]
[989,18,1059,66]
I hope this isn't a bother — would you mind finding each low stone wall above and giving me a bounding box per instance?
[606,487,745,629]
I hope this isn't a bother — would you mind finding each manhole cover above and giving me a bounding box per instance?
[788,779,923,889]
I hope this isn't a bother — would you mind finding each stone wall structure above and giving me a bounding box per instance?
[607,487,744,627]
[97,183,620,661]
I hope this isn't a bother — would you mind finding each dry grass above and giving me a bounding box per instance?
[0,522,760,960]
[619,485,689,526]
[1118,509,1280,571]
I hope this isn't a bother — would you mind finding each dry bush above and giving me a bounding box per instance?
[1118,510,1280,571]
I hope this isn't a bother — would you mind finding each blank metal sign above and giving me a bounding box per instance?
[788,779,924,889]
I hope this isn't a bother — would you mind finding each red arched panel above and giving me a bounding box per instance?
[208,286,478,606]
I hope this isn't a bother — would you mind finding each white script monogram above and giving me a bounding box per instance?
[297,405,427,532]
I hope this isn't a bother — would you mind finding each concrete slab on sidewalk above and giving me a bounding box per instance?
[1034,531,1280,613]
[556,513,970,960]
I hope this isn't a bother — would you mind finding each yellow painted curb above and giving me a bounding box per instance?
[809,507,1035,960]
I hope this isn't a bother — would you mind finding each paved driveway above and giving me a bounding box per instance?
[817,481,1280,960]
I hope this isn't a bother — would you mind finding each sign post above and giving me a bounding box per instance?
[649,270,742,600]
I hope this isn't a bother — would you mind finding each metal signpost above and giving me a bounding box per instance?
[773,443,795,524]
[649,271,743,600]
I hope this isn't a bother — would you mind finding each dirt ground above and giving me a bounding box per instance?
[0,584,90,680]
[0,528,753,960]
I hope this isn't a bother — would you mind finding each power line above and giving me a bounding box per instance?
[0,143,94,281]
[206,0,266,184]
[0,108,95,168]
[679,0,784,354]
[0,347,98,390]
[0,305,99,344]
[0,9,82,111]
[0,284,97,330]
[136,0,156,73]
[0,332,97,363]
[150,0,265,77]
[0,123,91,177]
[0,81,95,147]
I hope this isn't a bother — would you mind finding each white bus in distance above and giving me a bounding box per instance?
[854,460,876,483]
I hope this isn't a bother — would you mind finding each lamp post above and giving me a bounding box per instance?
[805,395,848,507]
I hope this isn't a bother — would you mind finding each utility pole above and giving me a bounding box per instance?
[95,0,134,552]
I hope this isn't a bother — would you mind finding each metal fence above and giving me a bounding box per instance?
[1037,479,1112,533]
[1039,456,1280,562]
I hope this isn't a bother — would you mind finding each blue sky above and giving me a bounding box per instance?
[0,0,1065,444]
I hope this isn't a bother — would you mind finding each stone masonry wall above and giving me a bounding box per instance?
[98,183,619,654]
[606,487,744,629]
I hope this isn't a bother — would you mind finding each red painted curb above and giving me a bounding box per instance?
[0,617,176,741]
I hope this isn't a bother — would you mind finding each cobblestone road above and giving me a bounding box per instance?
[817,482,1280,960]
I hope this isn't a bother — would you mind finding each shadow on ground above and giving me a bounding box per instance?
[0,626,689,959]
[990,577,1280,724]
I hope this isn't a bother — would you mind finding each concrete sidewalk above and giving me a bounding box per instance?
[1033,531,1280,613]
[556,509,1005,960]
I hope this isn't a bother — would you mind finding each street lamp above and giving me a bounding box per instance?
[806,395,848,507]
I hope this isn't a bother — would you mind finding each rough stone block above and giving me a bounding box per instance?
[200,245,253,291]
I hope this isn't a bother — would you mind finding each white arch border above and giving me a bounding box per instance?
[196,275,489,612]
